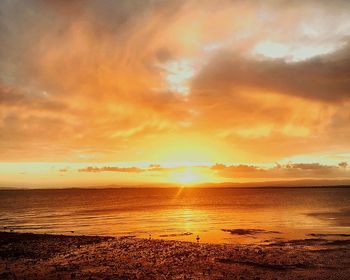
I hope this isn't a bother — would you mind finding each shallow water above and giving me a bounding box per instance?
[0,187,349,244]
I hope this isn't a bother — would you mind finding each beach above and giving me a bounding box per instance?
[1,232,349,279]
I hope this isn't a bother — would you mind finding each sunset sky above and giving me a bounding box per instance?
[1,0,350,187]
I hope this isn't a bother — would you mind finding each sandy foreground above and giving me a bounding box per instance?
[0,232,349,280]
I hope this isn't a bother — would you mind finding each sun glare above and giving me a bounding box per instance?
[169,167,205,185]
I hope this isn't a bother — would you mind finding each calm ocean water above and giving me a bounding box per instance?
[0,187,349,244]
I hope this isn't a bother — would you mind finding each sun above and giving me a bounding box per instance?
[169,167,205,185]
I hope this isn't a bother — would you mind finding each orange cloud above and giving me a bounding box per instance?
[1,0,350,185]
[77,161,350,180]
[78,166,143,173]
[212,162,350,179]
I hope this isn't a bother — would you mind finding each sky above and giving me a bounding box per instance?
[0,0,350,187]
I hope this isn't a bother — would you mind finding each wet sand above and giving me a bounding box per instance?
[0,232,349,279]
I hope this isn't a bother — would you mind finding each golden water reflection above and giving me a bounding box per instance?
[1,188,349,244]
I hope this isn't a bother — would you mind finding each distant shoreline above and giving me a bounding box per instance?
[1,184,350,191]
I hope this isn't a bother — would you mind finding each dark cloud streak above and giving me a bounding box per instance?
[192,43,350,102]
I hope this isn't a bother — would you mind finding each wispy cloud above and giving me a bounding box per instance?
[77,161,350,180]
[211,162,350,179]
[78,166,144,173]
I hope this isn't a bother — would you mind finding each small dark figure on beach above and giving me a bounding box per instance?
[149,234,152,240]
[196,235,200,243]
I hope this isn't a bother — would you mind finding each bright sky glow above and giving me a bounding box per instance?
[161,59,197,94]
[253,40,343,62]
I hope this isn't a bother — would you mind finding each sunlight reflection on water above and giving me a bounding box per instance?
[0,187,349,244]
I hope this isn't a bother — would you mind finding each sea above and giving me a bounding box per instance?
[0,187,349,244]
